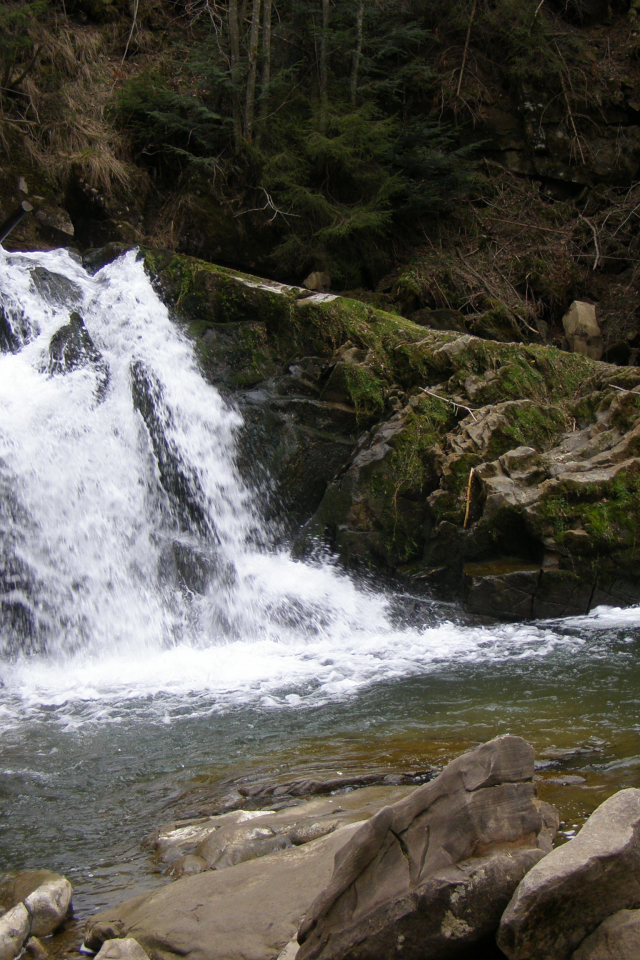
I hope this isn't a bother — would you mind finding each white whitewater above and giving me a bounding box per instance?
[0,248,597,728]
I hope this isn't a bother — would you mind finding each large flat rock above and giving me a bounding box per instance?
[86,821,363,960]
[498,788,640,960]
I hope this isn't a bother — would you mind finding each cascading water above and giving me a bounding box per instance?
[1,247,640,909]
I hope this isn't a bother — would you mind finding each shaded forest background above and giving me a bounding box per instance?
[3,0,640,356]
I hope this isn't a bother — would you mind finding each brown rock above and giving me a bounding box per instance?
[562,301,603,361]
[95,940,151,960]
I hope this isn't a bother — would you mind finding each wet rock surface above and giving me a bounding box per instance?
[84,740,558,960]
[48,313,109,399]
[85,821,371,960]
[145,784,420,879]
[130,360,210,537]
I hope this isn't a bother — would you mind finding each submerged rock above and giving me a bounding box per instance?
[48,312,109,399]
[147,785,416,874]
[498,788,640,960]
[297,735,557,960]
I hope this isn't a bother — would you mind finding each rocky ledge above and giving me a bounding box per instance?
[132,248,640,618]
[9,738,640,960]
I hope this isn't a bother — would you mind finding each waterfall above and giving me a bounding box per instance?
[0,247,586,727]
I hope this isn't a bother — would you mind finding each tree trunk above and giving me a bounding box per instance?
[258,0,272,126]
[320,0,330,131]
[244,0,262,141]
[349,0,364,106]
[228,0,243,149]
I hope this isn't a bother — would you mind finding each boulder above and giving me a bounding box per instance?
[84,922,125,953]
[296,736,557,960]
[24,878,73,937]
[303,272,331,292]
[498,788,640,960]
[0,871,62,913]
[30,268,81,307]
[0,904,30,960]
[571,909,640,960]
[562,301,603,360]
[95,940,150,960]
[130,360,210,536]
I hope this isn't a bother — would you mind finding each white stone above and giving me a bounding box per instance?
[0,903,30,960]
[24,878,72,937]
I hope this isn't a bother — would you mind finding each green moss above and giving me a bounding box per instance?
[366,396,457,560]
[532,464,640,566]
[445,452,483,494]
[472,299,523,343]
[341,363,386,419]
[484,403,567,459]
[430,489,466,526]
[610,392,640,433]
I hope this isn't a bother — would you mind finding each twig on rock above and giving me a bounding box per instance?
[420,388,478,421]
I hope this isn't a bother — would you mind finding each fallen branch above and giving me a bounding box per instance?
[611,384,640,395]
[235,187,300,223]
[420,388,478,421]
[578,213,601,270]
[121,0,140,64]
